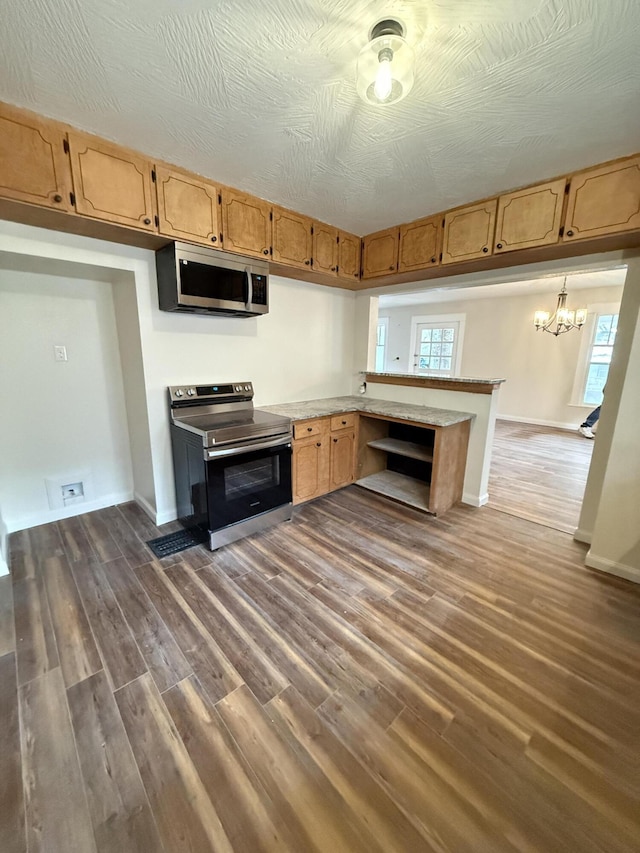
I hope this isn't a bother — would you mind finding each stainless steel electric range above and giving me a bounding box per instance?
[169,382,292,550]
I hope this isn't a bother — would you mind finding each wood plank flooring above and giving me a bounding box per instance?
[488,419,594,533]
[2,487,640,852]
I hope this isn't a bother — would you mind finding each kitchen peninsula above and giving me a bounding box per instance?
[263,395,475,515]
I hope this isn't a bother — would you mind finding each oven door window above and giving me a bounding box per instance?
[206,443,292,531]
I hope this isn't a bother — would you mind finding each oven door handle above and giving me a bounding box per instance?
[245,268,253,310]
[205,433,291,460]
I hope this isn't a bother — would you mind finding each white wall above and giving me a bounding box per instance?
[581,254,640,582]
[0,221,356,527]
[0,265,134,531]
[380,283,623,428]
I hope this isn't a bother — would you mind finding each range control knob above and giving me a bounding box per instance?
[235,385,241,392]
[244,384,250,391]
[175,389,184,397]
[186,388,195,396]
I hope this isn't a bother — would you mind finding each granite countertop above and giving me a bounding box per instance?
[364,371,506,385]
[262,395,475,428]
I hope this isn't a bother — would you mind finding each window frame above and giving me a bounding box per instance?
[375,317,389,372]
[570,302,620,407]
[408,313,465,376]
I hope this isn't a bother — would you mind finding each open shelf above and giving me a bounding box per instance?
[367,437,434,463]
[356,470,431,513]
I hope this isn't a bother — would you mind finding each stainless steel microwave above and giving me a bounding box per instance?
[156,242,269,316]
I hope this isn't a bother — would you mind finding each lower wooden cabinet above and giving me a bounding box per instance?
[292,414,356,504]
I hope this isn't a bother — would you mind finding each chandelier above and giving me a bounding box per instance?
[356,19,415,106]
[534,278,587,336]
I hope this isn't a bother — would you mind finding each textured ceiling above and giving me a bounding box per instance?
[1,0,640,234]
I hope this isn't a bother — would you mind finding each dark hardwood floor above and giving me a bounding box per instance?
[2,486,640,852]
[489,419,594,533]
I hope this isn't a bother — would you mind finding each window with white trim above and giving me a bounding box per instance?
[408,314,465,376]
[571,303,620,406]
[375,317,388,372]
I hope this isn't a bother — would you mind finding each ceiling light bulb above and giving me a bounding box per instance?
[356,19,415,106]
[374,49,394,101]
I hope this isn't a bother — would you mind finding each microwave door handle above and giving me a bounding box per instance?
[245,268,253,309]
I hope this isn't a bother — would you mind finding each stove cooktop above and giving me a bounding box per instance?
[172,407,291,447]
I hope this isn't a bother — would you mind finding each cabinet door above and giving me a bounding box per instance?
[495,179,565,253]
[312,222,339,275]
[221,189,272,259]
[272,206,312,269]
[399,215,442,271]
[292,436,330,504]
[362,227,399,278]
[563,155,640,241]
[338,231,361,281]
[442,200,497,264]
[330,431,356,490]
[0,102,73,211]
[155,165,221,247]
[68,132,156,230]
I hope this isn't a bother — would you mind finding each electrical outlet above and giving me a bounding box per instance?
[61,481,84,505]
[54,345,67,362]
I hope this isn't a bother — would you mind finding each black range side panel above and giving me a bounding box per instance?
[170,424,209,532]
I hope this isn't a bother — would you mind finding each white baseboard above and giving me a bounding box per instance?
[462,491,489,508]
[573,527,592,545]
[6,490,134,534]
[585,551,640,585]
[154,508,178,526]
[134,492,159,524]
[496,414,580,431]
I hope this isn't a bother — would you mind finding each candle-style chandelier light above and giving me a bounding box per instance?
[534,278,587,336]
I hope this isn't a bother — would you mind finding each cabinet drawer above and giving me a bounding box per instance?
[330,413,357,432]
[293,418,327,440]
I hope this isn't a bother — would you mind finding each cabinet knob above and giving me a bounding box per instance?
[304,259,310,265]
[430,257,436,263]
[566,229,574,237]
[482,246,488,253]
[496,242,503,249]
[341,420,347,425]
[263,249,269,255]
[143,218,151,225]
[316,442,322,447]
[211,236,217,242]
[389,265,394,270]
[333,438,338,443]
[331,266,336,271]
[53,194,62,203]
[307,427,313,432]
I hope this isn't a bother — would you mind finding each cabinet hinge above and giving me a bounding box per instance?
[442,219,445,228]
[220,233,223,242]
[439,252,442,262]
[269,211,273,221]
[559,226,564,237]
[565,182,570,194]
[218,193,222,204]
[311,226,314,235]
[63,138,70,154]
[270,246,273,255]
[336,235,339,243]
[155,215,159,227]
[70,192,75,206]
[151,169,156,182]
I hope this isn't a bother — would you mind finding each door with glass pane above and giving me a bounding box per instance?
[413,321,459,375]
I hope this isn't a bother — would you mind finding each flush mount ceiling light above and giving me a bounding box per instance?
[356,18,415,106]
[534,278,587,336]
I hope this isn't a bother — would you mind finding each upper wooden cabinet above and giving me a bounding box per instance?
[563,155,640,241]
[221,189,272,259]
[272,207,312,269]
[338,231,361,280]
[494,179,566,253]
[0,102,73,211]
[442,200,497,265]
[67,132,156,230]
[362,227,399,278]
[313,222,339,276]
[155,165,221,247]
[399,215,442,271]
